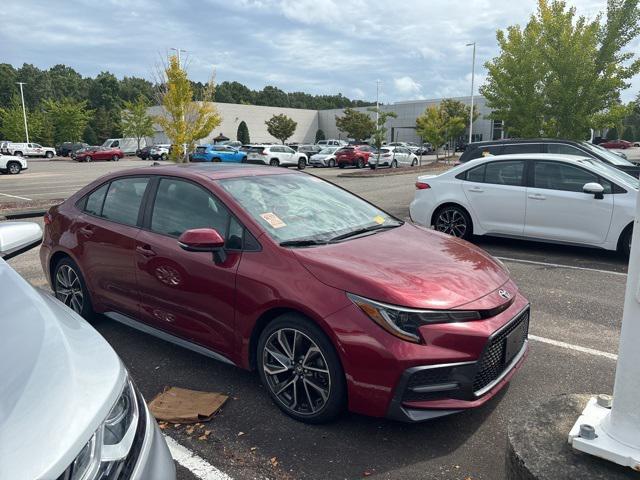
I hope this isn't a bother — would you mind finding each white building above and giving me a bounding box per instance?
[149,95,500,146]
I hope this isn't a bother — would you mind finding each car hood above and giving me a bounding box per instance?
[292,224,511,309]
[0,260,124,479]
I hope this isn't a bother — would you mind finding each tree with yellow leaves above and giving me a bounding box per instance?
[155,55,221,162]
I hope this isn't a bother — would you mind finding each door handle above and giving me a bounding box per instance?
[469,187,484,193]
[136,245,157,257]
[79,225,94,236]
[528,194,546,200]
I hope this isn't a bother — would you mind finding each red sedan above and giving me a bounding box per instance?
[599,139,633,149]
[40,164,529,423]
[74,146,124,162]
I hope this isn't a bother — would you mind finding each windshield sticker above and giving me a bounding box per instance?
[374,215,386,224]
[260,212,287,229]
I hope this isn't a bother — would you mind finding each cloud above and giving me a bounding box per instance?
[0,0,638,103]
[394,76,422,95]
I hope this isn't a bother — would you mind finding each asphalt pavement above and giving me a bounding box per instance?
[3,151,638,479]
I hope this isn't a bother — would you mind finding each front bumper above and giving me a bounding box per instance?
[131,400,176,479]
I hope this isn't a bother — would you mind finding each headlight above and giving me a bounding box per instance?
[348,293,480,343]
[62,374,140,480]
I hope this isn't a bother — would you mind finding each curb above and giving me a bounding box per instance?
[337,163,453,178]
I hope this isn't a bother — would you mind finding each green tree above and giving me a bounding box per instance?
[265,113,297,144]
[121,96,155,149]
[416,106,446,160]
[440,99,478,155]
[481,0,640,139]
[368,107,398,167]
[154,55,222,162]
[236,120,250,144]
[43,98,94,143]
[315,129,326,143]
[622,125,635,141]
[335,108,376,141]
[606,126,619,139]
[0,64,18,108]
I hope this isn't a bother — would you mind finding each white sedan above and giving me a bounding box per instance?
[409,153,637,255]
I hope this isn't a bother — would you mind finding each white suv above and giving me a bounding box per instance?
[150,144,170,160]
[8,142,56,158]
[0,154,28,174]
[246,145,308,169]
[317,139,347,147]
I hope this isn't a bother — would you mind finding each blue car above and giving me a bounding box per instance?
[191,144,247,163]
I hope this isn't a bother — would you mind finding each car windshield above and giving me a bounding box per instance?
[319,148,337,154]
[218,174,401,244]
[579,158,640,190]
[580,141,634,166]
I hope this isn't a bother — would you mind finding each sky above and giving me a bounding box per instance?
[2,0,639,104]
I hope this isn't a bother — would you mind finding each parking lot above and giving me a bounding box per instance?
[2,153,638,479]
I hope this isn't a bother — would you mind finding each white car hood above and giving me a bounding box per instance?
[0,260,124,479]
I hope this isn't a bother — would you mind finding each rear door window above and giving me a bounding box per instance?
[84,183,109,216]
[101,177,150,226]
[484,161,525,186]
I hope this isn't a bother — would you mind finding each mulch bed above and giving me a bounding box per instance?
[337,158,457,178]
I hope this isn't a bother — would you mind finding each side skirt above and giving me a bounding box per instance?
[104,311,237,367]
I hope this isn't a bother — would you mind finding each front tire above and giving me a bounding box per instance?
[356,158,364,169]
[619,225,633,257]
[433,205,472,239]
[46,151,54,159]
[111,155,119,161]
[297,158,306,170]
[85,155,92,162]
[270,158,280,167]
[257,314,346,424]
[53,257,93,318]
[328,159,335,168]
[7,161,21,174]
[391,160,398,168]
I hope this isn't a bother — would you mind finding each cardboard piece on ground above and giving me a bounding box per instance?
[148,387,228,423]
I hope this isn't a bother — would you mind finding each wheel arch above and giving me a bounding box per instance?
[617,221,634,252]
[430,201,475,232]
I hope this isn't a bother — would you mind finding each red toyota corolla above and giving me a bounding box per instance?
[40,163,529,423]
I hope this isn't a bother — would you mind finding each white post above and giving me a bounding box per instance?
[466,42,476,145]
[16,82,29,143]
[569,189,640,470]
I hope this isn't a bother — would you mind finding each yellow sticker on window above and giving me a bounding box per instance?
[260,212,287,229]
[374,215,385,224]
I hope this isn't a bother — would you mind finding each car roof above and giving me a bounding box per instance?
[464,153,593,164]
[100,162,298,182]
[467,138,583,147]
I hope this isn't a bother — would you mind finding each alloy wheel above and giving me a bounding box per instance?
[8,162,20,174]
[262,328,331,416]
[435,208,468,237]
[55,265,84,314]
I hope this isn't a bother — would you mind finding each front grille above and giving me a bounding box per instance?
[473,309,529,393]
[402,366,454,402]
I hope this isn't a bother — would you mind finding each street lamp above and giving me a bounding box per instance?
[16,82,29,143]
[466,42,476,145]
[170,47,187,68]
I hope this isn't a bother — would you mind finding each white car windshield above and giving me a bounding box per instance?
[319,148,337,154]
[581,158,640,190]
[218,174,401,244]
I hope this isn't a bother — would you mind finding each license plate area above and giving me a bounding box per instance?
[504,316,528,364]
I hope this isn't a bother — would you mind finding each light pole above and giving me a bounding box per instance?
[466,42,476,145]
[569,189,640,470]
[170,47,187,68]
[16,82,29,143]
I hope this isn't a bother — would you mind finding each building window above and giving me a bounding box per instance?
[492,120,504,140]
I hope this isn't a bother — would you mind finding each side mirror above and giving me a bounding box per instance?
[0,222,43,260]
[178,228,226,263]
[583,182,605,200]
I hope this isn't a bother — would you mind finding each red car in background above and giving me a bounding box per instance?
[336,145,376,169]
[73,146,124,162]
[40,163,529,424]
[599,139,633,149]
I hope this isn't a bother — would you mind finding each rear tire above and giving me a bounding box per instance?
[85,156,92,162]
[356,158,364,169]
[338,163,345,169]
[111,155,119,161]
[433,204,472,240]
[161,153,168,161]
[257,313,346,424]
[46,151,54,159]
[14,151,23,157]
[391,160,398,168]
[53,257,94,319]
[7,161,21,175]
[212,157,221,163]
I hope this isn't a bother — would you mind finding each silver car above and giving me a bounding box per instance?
[309,146,340,167]
[0,222,175,480]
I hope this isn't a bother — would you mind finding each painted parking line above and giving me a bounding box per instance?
[0,192,32,201]
[529,335,618,360]
[164,435,234,480]
[496,256,627,277]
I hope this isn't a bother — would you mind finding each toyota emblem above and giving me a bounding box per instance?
[498,289,511,300]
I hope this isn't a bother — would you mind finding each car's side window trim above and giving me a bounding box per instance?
[459,160,526,186]
[141,175,261,252]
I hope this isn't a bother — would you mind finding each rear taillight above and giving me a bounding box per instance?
[43,212,53,225]
[415,182,431,190]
